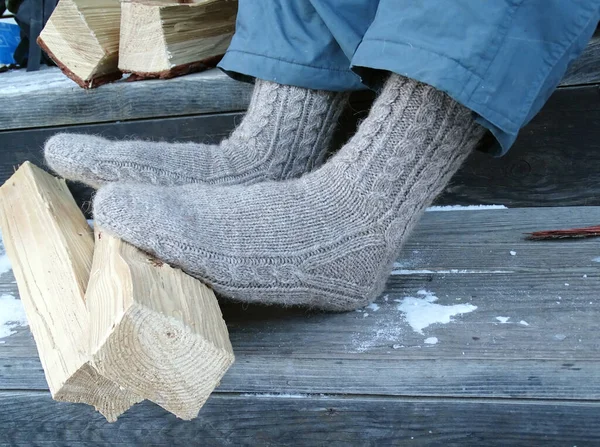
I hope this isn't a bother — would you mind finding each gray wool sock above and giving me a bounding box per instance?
[93,74,485,311]
[44,80,349,189]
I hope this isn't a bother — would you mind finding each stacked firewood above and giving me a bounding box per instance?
[37,0,238,88]
[0,163,235,421]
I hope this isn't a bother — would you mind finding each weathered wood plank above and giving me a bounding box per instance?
[0,68,252,131]
[440,84,600,206]
[1,392,599,446]
[1,30,598,132]
[339,84,600,207]
[3,353,599,401]
[2,84,599,208]
[562,34,600,86]
[2,207,599,401]
[0,112,238,214]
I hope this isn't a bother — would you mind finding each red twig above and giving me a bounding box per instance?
[526,225,600,241]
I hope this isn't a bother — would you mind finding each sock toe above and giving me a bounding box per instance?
[44,133,108,188]
[94,183,146,241]
[93,182,181,262]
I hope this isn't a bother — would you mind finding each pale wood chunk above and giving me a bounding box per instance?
[38,0,122,88]
[119,0,237,78]
[0,162,142,421]
[86,230,235,420]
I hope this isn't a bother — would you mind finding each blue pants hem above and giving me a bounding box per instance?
[351,38,517,153]
[218,50,366,92]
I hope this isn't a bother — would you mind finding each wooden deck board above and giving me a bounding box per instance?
[1,393,599,446]
[1,82,599,209]
[1,206,599,443]
[0,34,598,132]
[0,113,238,210]
[561,33,600,86]
[0,68,252,131]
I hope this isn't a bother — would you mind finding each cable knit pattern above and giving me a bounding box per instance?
[93,74,485,311]
[44,80,349,189]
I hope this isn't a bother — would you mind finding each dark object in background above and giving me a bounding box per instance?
[8,0,56,70]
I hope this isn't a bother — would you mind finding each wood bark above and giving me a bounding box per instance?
[119,0,237,79]
[38,0,122,88]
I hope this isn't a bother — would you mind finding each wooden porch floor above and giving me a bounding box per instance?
[1,206,599,445]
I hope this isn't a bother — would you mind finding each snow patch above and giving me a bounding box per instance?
[352,323,405,353]
[426,205,507,212]
[496,316,510,324]
[519,320,529,326]
[395,290,477,335]
[0,294,28,339]
[366,303,380,312]
[510,251,517,256]
[592,257,600,263]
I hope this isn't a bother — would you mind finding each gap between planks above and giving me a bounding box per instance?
[1,389,600,406]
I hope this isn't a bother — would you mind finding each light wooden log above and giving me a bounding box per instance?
[38,0,122,88]
[0,162,141,421]
[86,230,235,420]
[118,0,237,79]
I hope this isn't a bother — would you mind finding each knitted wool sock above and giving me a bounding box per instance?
[44,80,348,189]
[93,74,485,311]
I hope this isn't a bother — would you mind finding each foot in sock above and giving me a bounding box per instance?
[44,80,348,189]
[93,74,484,311]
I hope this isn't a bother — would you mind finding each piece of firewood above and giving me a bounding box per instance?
[118,0,237,79]
[38,0,122,88]
[526,225,600,241]
[86,230,235,420]
[0,162,142,421]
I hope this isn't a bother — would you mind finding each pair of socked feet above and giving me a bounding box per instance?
[45,74,484,311]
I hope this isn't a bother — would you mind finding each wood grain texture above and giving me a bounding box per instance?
[1,28,597,131]
[440,84,600,206]
[0,162,140,420]
[86,230,234,420]
[119,0,237,76]
[336,84,600,207]
[0,113,238,214]
[1,392,599,446]
[38,0,121,87]
[0,68,252,131]
[0,113,239,217]
[1,84,599,209]
[2,207,599,402]
[561,34,600,86]
[3,352,600,401]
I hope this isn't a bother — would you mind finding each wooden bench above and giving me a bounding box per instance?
[0,32,599,445]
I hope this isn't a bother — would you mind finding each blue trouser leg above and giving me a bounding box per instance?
[218,0,366,91]
[351,0,600,153]
[219,0,600,154]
